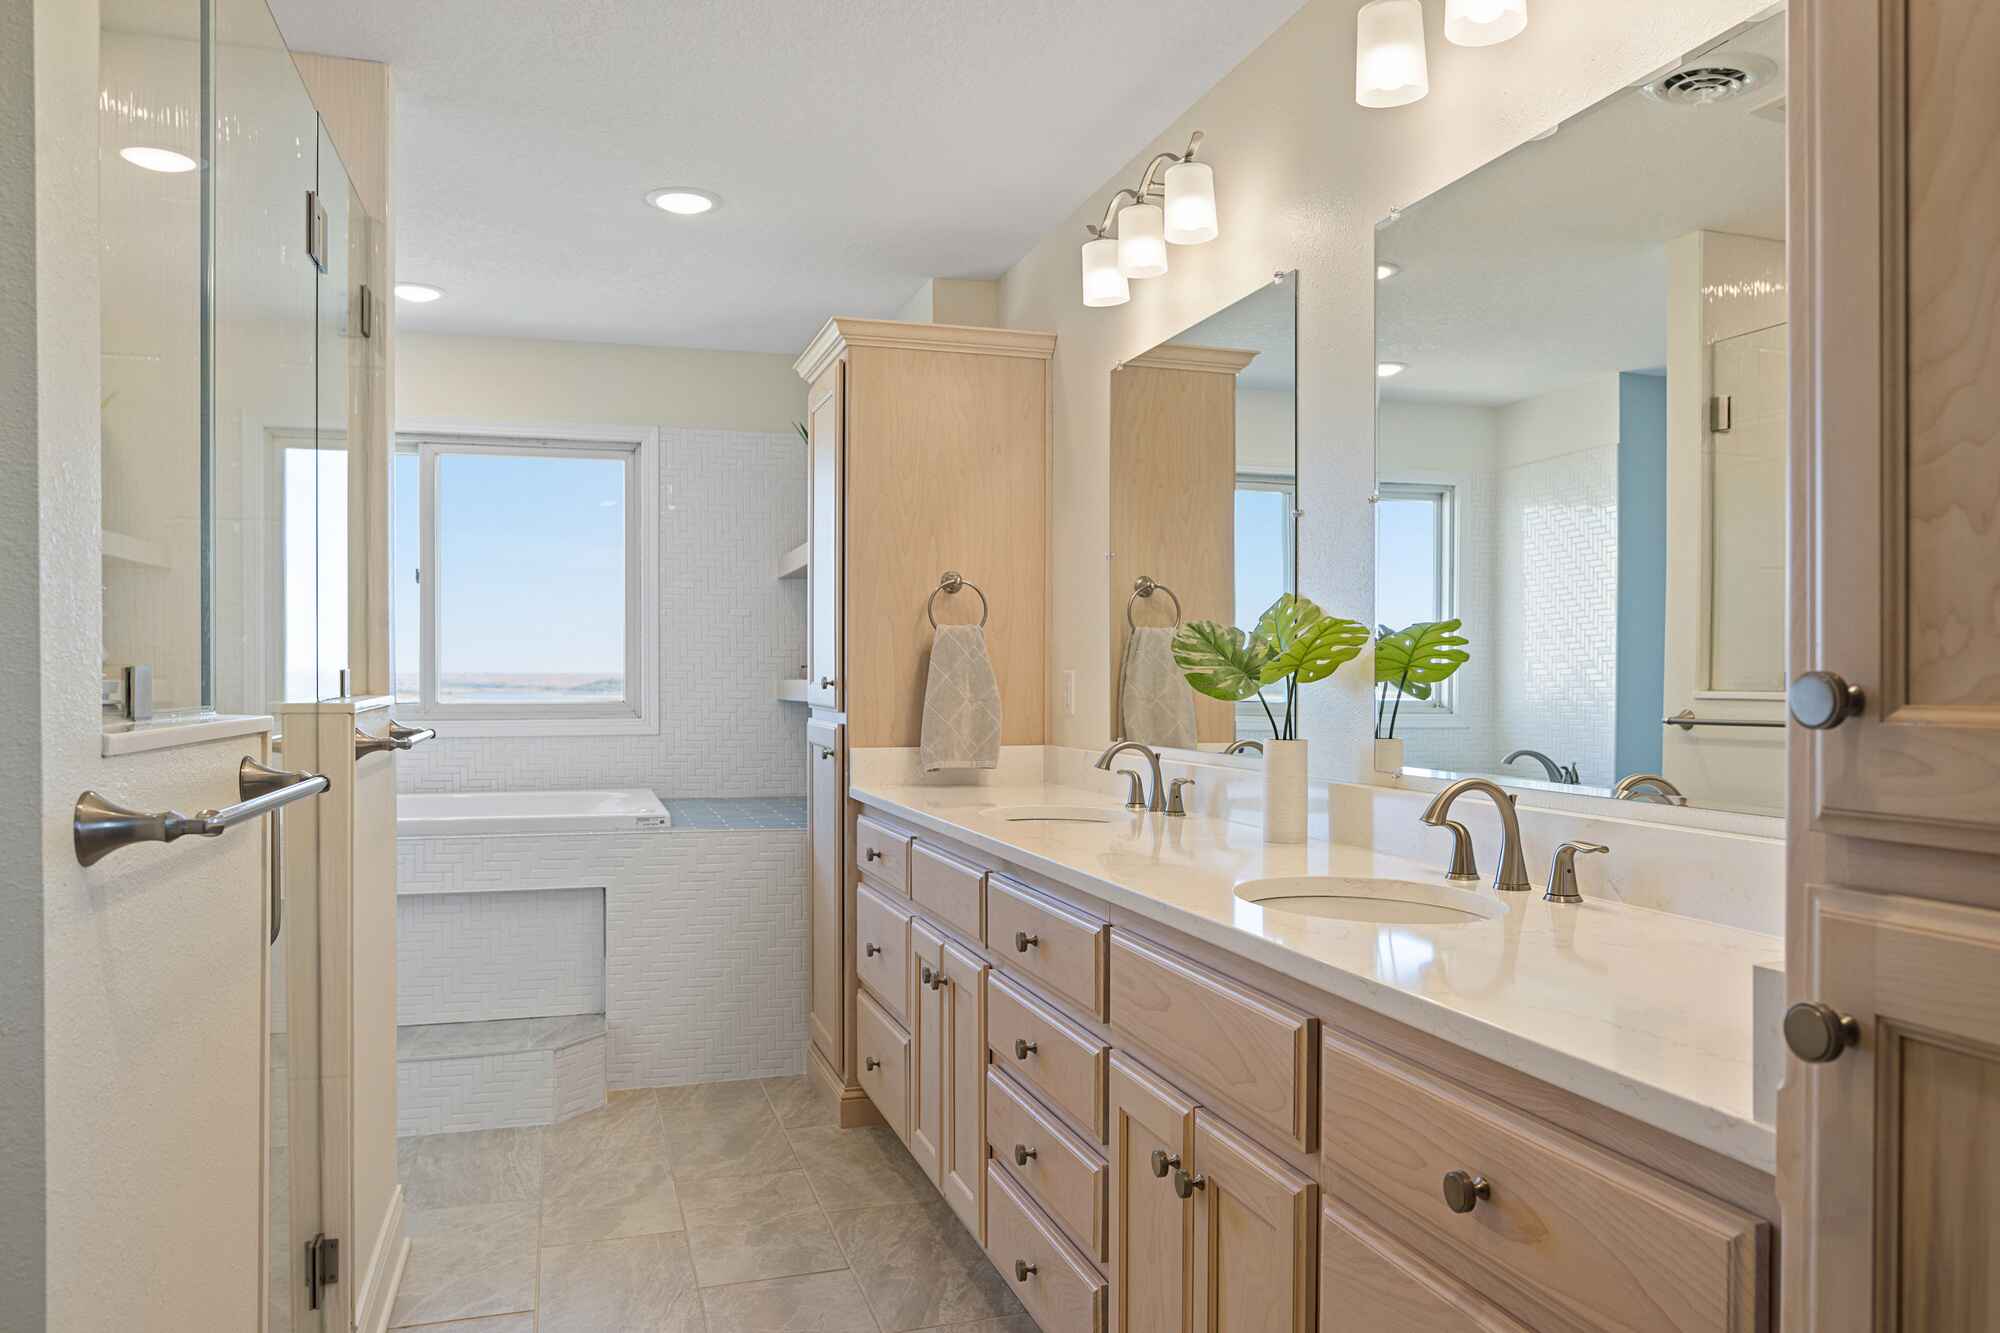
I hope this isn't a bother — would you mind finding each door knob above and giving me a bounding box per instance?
[1784,1001,1860,1063]
[1150,1149,1180,1178]
[1788,671,1865,730]
[1442,1170,1490,1214]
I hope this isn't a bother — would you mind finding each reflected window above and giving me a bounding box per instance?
[279,436,349,704]
[1375,481,1455,705]
[1235,476,1297,628]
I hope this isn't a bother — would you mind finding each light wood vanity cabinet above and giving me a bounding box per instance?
[1318,1201,1530,1333]
[909,918,947,1180]
[806,719,846,1082]
[854,988,908,1142]
[1108,1052,1196,1333]
[939,935,989,1239]
[853,880,911,1025]
[1191,1109,1318,1333]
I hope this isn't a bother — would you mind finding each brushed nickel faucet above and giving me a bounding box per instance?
[1224,739,1264,756]
[1096,740,1165,812]
[1545,840,1608,903]
[1504,748,1579,784]
[1612,773,1687,806]
[1420,778,1532,892]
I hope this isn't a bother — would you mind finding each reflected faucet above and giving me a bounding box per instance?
[1612,773,1687,806]
[1096,741,1165,813]
[1224,739,1264,756]
[1505,749,1579,784]
[1421,778,1533,892]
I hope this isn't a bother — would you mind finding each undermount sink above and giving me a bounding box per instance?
[987,804,1125,824]
[1235,876,1505,925]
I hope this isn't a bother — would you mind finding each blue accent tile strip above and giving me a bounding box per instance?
[663,797,808,831]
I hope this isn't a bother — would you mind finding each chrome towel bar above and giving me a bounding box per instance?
[1662,709,1784,731]
[74,757,330,867]
[355,721,437,759]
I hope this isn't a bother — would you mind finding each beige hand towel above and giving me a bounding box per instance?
[920,624,1002,771]
[1120,625,1198,749]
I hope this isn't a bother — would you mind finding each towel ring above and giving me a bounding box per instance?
[927,570,990,629]
[1126,576,1183,631]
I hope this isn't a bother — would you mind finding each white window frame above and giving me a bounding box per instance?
[393,419,660,737]
[1375,479,1459,721]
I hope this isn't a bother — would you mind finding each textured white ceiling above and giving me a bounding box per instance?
[1161,276,1297,392]
[263,0,1310,353]
[1377,11,1786,406]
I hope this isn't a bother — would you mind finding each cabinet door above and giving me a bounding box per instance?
[1190,1109,1316,1333]
[941,935,990,1239]
[1319,1201,1528,1333]
[807,360,844,710]
[909,916,947,1183]
[1109,1052,1196,1333]
[807,719,845,1078]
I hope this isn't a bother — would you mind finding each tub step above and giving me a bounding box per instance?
[396,1014,607,1136]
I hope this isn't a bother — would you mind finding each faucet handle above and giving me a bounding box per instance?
[1116,768,1147,810]
[1166,778,1196,817]
[1438,818,1480,883]
[1545,841,1608,904]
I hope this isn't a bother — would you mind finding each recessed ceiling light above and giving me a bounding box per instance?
[645,187,719,216]
[1376,262,1402,280]
[120,146,197,174]
[1377,361,1408,378]
[394,283,445,304]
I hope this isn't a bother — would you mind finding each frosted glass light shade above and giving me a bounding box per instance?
[1116,203,1169,278]
[1445,0,1525,46]
[1356,0,1430,108]
[1081,237,1130,307]
[1163,161,1218,244]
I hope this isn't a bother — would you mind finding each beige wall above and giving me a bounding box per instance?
[398,332,806,431]
[894,277,1002,328]
[999,0,1769,777]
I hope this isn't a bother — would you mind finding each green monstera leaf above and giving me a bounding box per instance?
[1254,594,1369,685]
[1374,619,1471,700]
[1171,620,1273,702]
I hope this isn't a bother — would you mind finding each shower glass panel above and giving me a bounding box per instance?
[313,128,357,702]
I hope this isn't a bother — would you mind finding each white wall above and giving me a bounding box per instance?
[998,0,1771,784]
[1236,385,1296,476]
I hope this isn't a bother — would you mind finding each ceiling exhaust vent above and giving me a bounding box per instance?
[1641,54,1777,108]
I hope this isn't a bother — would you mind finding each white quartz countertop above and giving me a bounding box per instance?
[850,777,1783,1172]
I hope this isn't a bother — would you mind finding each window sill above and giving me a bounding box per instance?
[396,711,660,740]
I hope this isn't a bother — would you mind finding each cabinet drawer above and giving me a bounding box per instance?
[1109,931,1316,1151]
[1320,1200,1529,1333]
[855,814,912,895]
[912,842,986,941]
[855,989,910,1142]
[989,874,1108,1021]
[987,972,1108,1143]
[986,1161,1107,1333]
[987,1066,1108,1262]
[1320,1031,1765,1333]
[855,881,913,1023]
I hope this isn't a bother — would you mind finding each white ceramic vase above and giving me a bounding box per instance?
[1373,737,1405,774]
[1264,738,1309,844]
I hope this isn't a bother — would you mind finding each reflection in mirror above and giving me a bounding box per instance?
[1110,275,1297,751]
[1373,10,1785,817]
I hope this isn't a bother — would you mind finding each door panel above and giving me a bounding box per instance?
[941,935,989,1238]
[1109,1052,1196,1333]
[909,917,946,1183]
[1190,1110,1316,1333]
[807,720,845,1077]
[808,362,844,710]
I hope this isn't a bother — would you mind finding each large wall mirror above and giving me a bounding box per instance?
[1374,8,1785,817]
[1109,273,1297,751]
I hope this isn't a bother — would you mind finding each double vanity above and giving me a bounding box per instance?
[813,748,1780,1333]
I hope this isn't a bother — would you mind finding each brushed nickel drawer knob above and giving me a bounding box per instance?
[1788,671,1865,730]
[819,676,837,689]
[1014,1260,1037,1283]
[1014,1038,1037,1060]
[1149,1149,1180,1179]
[1172,1168,1206,1199]
[1014,931,1039,953]
[864,943,881,957]
[1442,1170,1490,1214]
[1014,1143,1037,1167]
[1785,1001,1861,1063]
[864,1056,880,1072]
[865,848,882,861]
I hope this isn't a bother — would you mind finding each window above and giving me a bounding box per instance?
[392,427,659,734]
[1234,475,1297,629]
[1374,480,1456,708]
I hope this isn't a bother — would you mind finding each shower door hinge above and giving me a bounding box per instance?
[1710,394,1733,432]
[305,1233,338,1309]
[305,190,329,273]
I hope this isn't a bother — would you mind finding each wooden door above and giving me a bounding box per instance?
[807,718,845,1078]
[1189,1109,1316,1333]
[808,360,844,710]
[1788,0,2000,1327]
[940,935,989,1238]
[1109,1052,1197,1333]
[908,916,947,1183]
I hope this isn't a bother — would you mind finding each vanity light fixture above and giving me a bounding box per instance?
[394,283,445,304]
[1444,0,1527,47]
[1356,0,1430,108]
[1078,131,1216,306]
[1377,261,1402,280]
[1378,361,1408,378]
[644,187,718,216]
[120,146,198,173]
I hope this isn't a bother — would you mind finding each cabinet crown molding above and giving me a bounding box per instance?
[1121,344,1260,375]
[794,316,1057,383]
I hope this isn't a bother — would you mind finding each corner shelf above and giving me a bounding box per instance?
[776,541,809,581]
[776,679,810,704]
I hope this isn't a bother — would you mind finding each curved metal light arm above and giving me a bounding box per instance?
[1085,131,1207,238]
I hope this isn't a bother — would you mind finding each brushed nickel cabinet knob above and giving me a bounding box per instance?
[1172,1168,1206,1199]
[1149,1149,1180,1179]
[1014,931,1039,953]
[1442,1170,1490,1214]
[865,848,882,861]
[1014,1144,1037,1167]
[819,676,837,689]
[1788,671,1865,730]
[1014,1260,1037,1282]
[864,942,881,957]
[864,1056,880,1072]
[1014,1038,1037,1060]
[1785,1001,1861,1063]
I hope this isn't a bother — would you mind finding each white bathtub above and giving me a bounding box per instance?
[396,788,671,838]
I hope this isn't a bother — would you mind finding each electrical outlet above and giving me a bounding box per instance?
[1062,670,1076,718]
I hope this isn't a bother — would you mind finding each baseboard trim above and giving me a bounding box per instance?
[810,1042,884,1130]
[355,1183,409,1333]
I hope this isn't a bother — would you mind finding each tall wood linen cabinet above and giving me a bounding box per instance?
[793,318,1056,1124]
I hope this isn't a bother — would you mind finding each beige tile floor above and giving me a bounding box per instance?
[390,1075,1040,1333]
